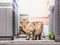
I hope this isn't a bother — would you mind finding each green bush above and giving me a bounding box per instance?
[48,32,55,40]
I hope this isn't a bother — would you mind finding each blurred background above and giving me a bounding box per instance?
[0,0,53,39]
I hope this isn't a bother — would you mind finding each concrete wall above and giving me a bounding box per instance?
[48,0,60,42]
[0,3,14,40]
[54,0,60,42]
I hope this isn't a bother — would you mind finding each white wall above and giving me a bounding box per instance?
[18,0,30,15]
[18,0,48,17]
[0,0,12,3]
[18,0,48,22]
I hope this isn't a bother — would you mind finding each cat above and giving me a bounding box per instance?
[24,21,43,40]
[34,21,43,40]
[19,18,43,40]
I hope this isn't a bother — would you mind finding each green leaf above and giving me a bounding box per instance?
[48,31,55,40]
